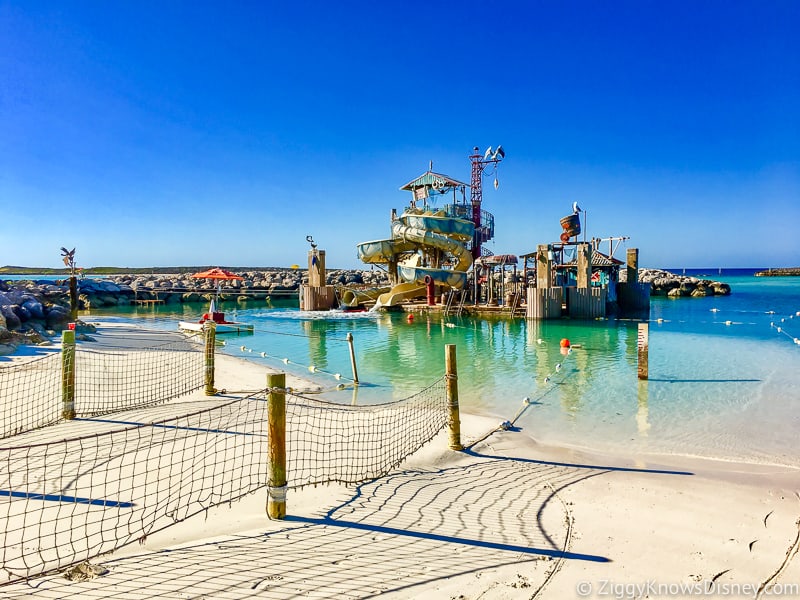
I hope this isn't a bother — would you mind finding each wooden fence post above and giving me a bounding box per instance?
[445,344,463,450]
[267,372,287,519]
[204,321,216,395]
[637,322,649,380]
[68,276,78,321]
[61,328,76,420]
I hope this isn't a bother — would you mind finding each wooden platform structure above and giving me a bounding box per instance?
[134,299,164,306]
[299,246,336,311]
[520,243,649,320]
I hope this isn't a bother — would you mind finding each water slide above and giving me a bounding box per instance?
[356,210,475,308]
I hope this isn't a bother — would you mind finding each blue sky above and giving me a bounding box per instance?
[1,0,798,270]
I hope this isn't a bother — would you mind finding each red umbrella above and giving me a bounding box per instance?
[191,268,245,317]
[191,267,244,281]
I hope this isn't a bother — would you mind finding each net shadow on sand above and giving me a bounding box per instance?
[3,442,620,599]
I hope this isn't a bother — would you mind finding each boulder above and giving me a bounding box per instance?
[45,305,70,329]
[691,286,712,297]
[22,299,46,320]
[712,282,731,295]
[1,305,22,329]
[13,304,32,322]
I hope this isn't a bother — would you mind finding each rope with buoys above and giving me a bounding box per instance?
[232,343,358,383]
[464,338,579,449]
[771,311,800,346]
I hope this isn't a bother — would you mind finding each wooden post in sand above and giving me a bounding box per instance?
[204,321,216,395]
[445,344,463,450]
[637,322,649,380]
[61,328,76,420]
[267,372,287,519]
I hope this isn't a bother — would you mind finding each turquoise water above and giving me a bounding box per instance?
[77,271,800,468]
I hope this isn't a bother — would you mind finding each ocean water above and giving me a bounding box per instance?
[64,270,800,468]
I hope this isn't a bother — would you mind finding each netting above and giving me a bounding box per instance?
[75,338,204,416]
[0,354,62,439]
[0,396,270,585]
[283,376,450,488]
[1,353,452,585]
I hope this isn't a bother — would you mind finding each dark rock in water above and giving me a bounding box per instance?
[45,305,70,329]
[13,304,31,322]
[22,299,45,320]
[639,268,731,297]
[755,268,800,277]
[1,305,22,330]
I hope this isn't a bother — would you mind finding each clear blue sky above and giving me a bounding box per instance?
[1,1,798,269]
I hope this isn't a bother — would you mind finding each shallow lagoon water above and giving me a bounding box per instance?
[81,271,800,468]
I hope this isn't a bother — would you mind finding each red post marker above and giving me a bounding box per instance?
[68,322,76,331]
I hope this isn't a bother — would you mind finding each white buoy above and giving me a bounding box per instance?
[261,352,267,357]
[283,358,289,364]
[309,365,316,373]
[555,363,562,372]
[523,397,531,404]
[240,345,246,351]
[335,373,341,380]
[544,376,551,384]
[725,321,732,326]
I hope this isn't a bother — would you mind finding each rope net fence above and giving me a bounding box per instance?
[1,396,270,586]
[74,337,204,416]
[282,376,450,488]
[1,376,451,585]
[0,354,62,439]
[0,337,204,441]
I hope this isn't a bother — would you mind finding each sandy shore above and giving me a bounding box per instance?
[3,323,799,598]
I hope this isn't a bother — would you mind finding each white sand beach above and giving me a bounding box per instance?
[2,324,798,599]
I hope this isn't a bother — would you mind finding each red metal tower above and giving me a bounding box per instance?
[469,145,505,260]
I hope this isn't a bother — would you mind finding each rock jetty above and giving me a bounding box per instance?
[0,269,390,354]
[0,278,74,354]
[637,268,731,297]
[755,268,800,277]
[1,266,732,355]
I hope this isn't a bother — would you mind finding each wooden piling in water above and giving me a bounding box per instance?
[445,344,463,450]
[627,248,639,285]
[576,242,592,289]
[347,332,359,384]
[637,322,649,379]
[267,372,287,519]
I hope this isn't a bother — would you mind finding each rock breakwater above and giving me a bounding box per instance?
[1,266,732,355]
[637,268,731,297]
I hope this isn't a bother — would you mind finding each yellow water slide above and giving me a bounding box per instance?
[356,210,475,308]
